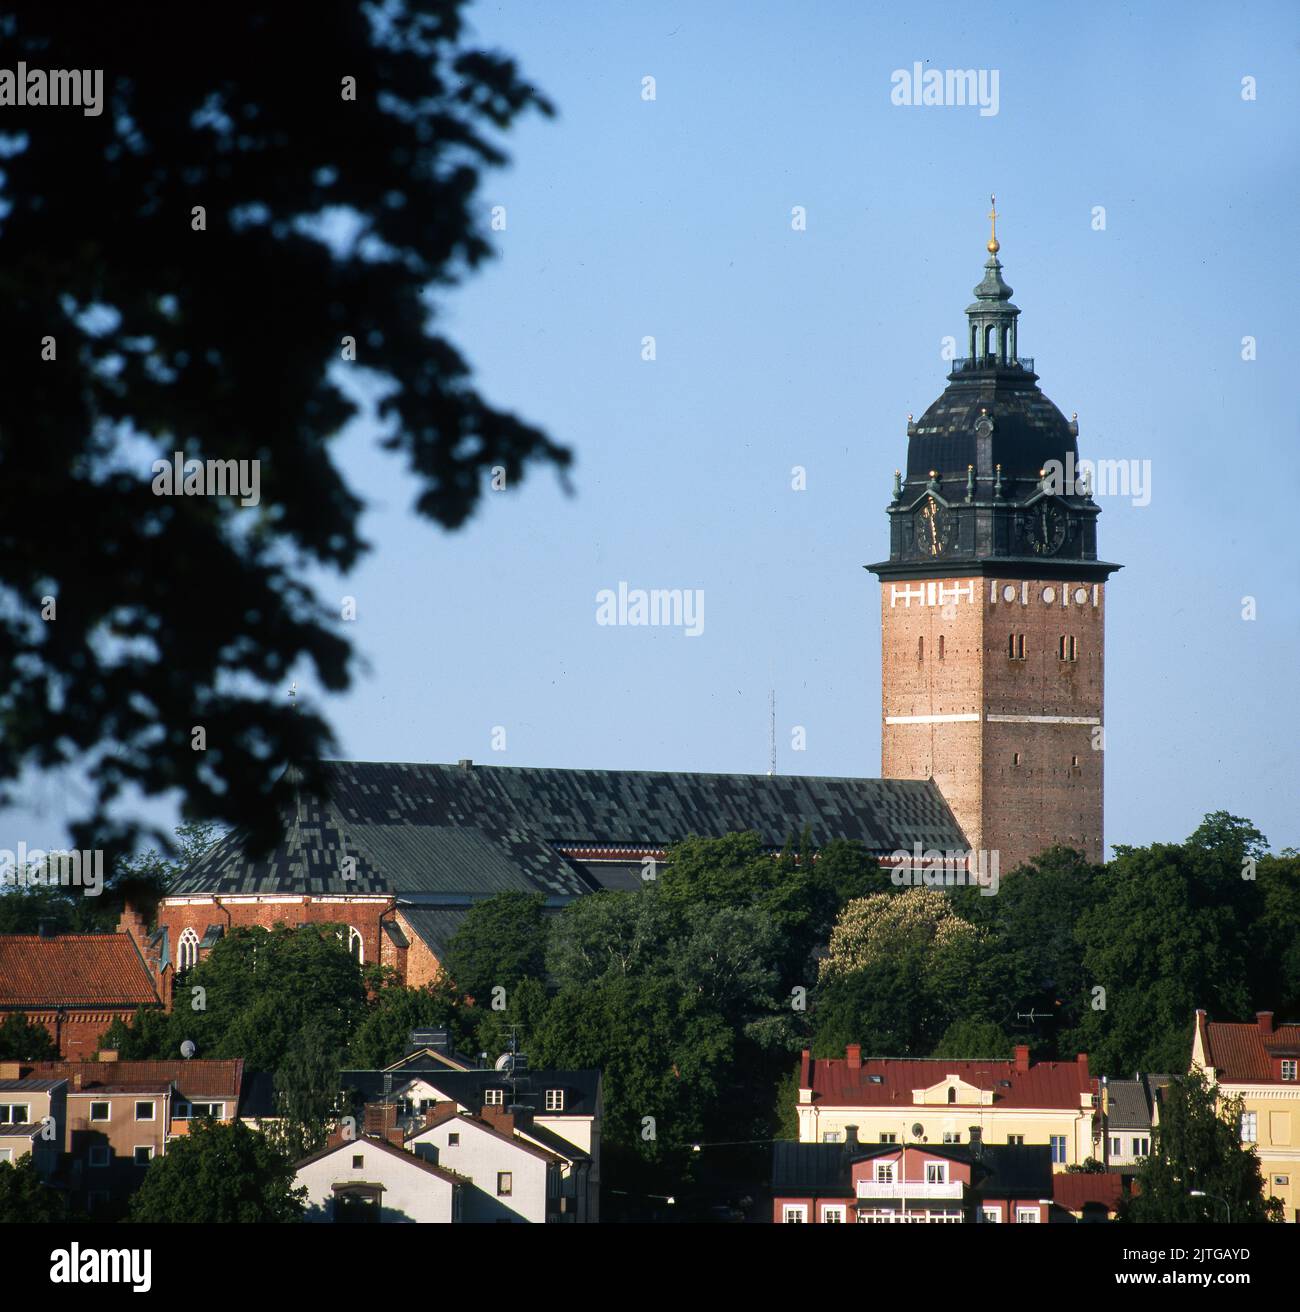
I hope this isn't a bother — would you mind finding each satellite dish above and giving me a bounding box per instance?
[911,1123,924,1138]
[180,1040,196,1059]
[495,1054,512,1071]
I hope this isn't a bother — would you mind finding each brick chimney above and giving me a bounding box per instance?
[1014,1045,1031,1073]
[117,902,150,945]
[843,1124,859,1148]
[362,1101,404,1147]
[481,1106,515,1136]
[1256,1011,1274,1035]
[846,1043,862,1070]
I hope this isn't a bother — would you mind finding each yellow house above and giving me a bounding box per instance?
[1191,1009,1300,1222]
[796,1044,1099,1170]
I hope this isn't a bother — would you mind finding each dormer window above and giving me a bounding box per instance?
[544,1089,565,1112]
[1282,1060,1297,1082]
[484,1088,504,1107]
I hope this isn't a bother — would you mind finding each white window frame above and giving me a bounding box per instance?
[484,1088,505,1107]
[0,1148,12,1163]
[925,1160,948,1185]
[942,1131,961,1144]
[1109,1135,1122,1156]
[875,1162,895,1184]
[782,1204,808,1224]
[497,1171,512,1197]
[1241,1111,1257,1144]
[878,1132,896,1143]
[133,1145,155,1166]
[1015,1207,1040,1224]
[89,1101,111,1123]
[981,1205,1002,1223]
[544,1088,564,1112]
[1132,1136,1149,1157]
[134,1100,156,1122]
[177,926,200,971]
[1050,1134,1067,1164]
[822,1130,841,1143]
[347,925,364,963]
[821,1204,846,1223]
[0,1104,30,1125]
[1282,1060,1297,1082]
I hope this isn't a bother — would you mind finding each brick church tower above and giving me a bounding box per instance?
[867,203,1121,872]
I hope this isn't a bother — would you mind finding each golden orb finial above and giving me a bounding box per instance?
[987,193,1000,255]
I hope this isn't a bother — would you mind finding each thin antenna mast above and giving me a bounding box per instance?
[768,689,776,776]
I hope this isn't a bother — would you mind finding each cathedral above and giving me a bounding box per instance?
[145,207,1118,991]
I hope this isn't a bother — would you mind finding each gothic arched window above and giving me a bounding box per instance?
[177,927,199,972]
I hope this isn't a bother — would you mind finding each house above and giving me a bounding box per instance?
[406,1104,569,1223]
[17,1055,245,1213]
[795,1044,1099,1168]
[0,915,165,1058]
[1192,1009,1300,1222]
[1052,1170,1125,1222]
[0,1075,67,1179]
[772,1126,1055,1223]
[295,1133,465,1223]
[155,760,965,985]
[339,1051,602,1221]
[1102,1073,1170,1173]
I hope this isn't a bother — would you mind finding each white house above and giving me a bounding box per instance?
[295,1135,464,1224]
[406,1107,565,1223]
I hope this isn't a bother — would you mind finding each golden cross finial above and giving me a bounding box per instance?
[987,193,1000,255]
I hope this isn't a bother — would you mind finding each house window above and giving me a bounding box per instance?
[0,1149,11,1163]
[1012,751,1021,766]
[879,1132,897,1144]
[484,1089,505,1107]
[943,1131,961,1144]
[1015,1207,1040,1223]
[925,1162,948,1185]
[447,1133,459,1147]
[1241,1112,1257,1144]
[981,1206,1002,1223]
[177,927,200,972]
[332,1184,381,1223]
[89,1146,110,1168]
[544,1089,565,1112]
[822,1131,841,1143]
[133,1146,154,1166]
[134,1101,155,1122]
[1058,635,1077,661]
[0,1103,31,1125]
[1109,1135,1122,1157]
[89,1101,110,1122]
[822,1205,846,1223]
[947,1087,956,1104]
[1007,1134,1024,1146]
[875,1163,894,1184]
[179,1101,223,1120]
[1132,1137,1150,1157]
[347,926,364,963]
[497,1171,513,1197]
[1283,1060,1298,1082]
[782,1205,807,1224]
[1050,1135,1067,1164]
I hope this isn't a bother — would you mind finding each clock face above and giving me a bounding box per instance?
[914,496,956,557]
[1026,503,1067,556]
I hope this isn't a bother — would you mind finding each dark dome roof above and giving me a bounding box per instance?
[906,366,1077,483]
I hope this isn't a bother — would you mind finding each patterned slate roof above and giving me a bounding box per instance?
[0,934,161,1009]
[1106,1079,1153,1130]
[169,760,966,899]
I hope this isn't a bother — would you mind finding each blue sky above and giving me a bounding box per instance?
[8,0,1299,857]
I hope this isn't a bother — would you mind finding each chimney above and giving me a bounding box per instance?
[458,758,473,770]
[1257,1011,1274,1035]
[846,1043,862,1070]
[363,1101,402,1146]
[843,1124,859,1148]
[968,1126,983,1158]
[1077,1052,1090,1067]
[481,1106,515,1136]
[0,1062,22,1080]
[1014,1045,1030,1073]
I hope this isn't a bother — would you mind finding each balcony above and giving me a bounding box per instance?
[947,356,1034,374]
[857,1180,965,1200]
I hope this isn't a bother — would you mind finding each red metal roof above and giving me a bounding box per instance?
[805,1053,1095,1110]
[1204,1019,1300,1082]
[0,934,160,1008]
[1052,1172,1124,1213]
[28,1059,244,1100]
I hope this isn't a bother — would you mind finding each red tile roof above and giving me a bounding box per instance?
[0,934,160,1008]
[27,1059,244,1100]
[1053,1172,1124,1213]
[803,1051,1095,1110]
[1202,1017,1300,1082]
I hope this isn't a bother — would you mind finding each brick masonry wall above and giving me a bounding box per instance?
[18,1009,147,1060]
[880,576,1105,872]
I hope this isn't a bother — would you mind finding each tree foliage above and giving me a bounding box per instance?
[0,0,568,852]
[0,1156,72,1223]
[128,1119,305,1223]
